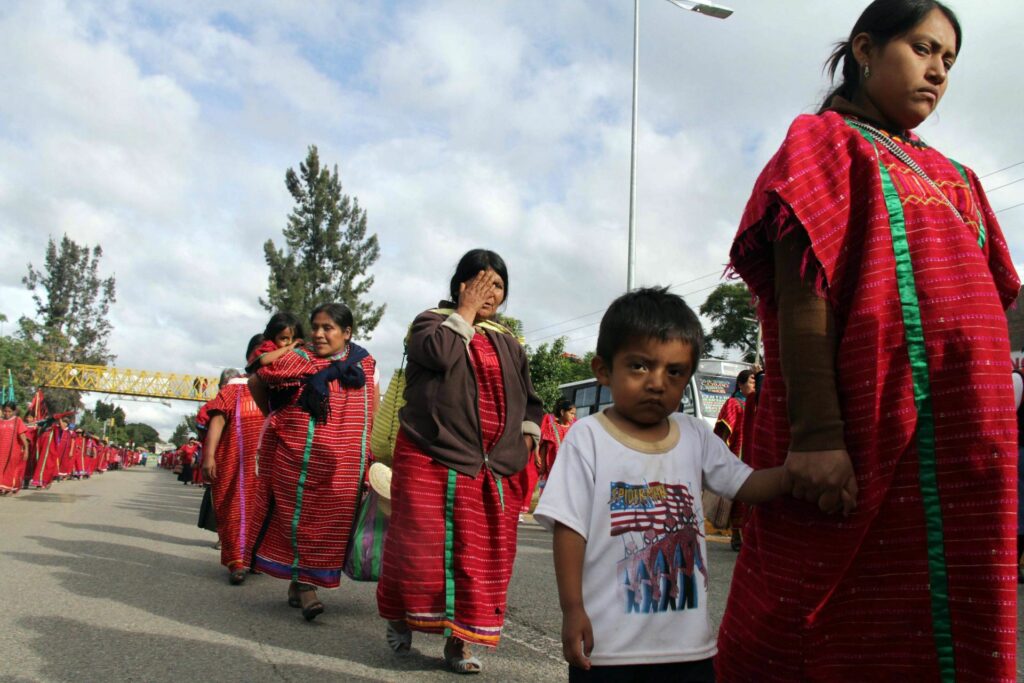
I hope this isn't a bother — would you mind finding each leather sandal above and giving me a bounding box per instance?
[287,581,301,608]
[229,568,246,585]
[297,583,324,622]
[444,638,481,675]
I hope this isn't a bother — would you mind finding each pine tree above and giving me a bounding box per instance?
[20,235,117,411]
[21,234,117,365]
[260,145,385,338]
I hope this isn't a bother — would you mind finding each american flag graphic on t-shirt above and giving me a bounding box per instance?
[608,481,697,536]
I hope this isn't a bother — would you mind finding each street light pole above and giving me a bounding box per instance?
[627,0,640,292]
[625,0,733,292]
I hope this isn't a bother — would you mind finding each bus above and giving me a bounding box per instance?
[558,358,753,429]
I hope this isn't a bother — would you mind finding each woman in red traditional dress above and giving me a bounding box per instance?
[30,415,69,489]
[539,398,575,476]
[0,402,30,495]
[521,398,575,520]
[713,369,755,550]
[203,340,268,585]
[250,303,377,622]
[377,249,544,674]
[717,2,1020,681]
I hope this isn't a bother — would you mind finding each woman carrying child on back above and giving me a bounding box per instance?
[534,288,790,683]
[248,303,377,621]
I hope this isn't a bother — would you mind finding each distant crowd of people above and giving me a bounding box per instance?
[0,400,144,497]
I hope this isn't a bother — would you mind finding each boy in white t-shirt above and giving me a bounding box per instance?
[534,287,791,682]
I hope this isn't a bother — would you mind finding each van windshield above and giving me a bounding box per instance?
[696,373,737,419]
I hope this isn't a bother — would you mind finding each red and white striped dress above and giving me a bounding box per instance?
[205,378,264,571]
[377,332,524,647]
[252,346,376,588]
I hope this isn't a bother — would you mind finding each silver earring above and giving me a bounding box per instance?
[863,63,870,79]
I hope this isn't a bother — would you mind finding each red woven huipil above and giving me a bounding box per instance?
[205,378,265,571]
[252,345,376,588]
[377,332,524,647]
[0,417,28,493]
[717,112,1020,682]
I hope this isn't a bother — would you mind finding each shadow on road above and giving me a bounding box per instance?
[18,615,383,682]
[60,522,214,548]
[9,533,447,676]
[113,481,206,525]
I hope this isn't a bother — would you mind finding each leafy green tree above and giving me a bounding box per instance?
[94,400,126,427]
[527,337,593,411]
[0,333,42,407]
[169,414,199,447]
[20,235,117,410]
[699,283,758,362]
[123,422,159,449]
[261,145,384,338]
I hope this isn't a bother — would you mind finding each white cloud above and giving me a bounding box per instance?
[1,0,1021,439]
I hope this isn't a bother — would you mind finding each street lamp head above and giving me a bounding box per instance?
[666,0,733,19]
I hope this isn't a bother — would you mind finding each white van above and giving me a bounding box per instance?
[558,358,753,429]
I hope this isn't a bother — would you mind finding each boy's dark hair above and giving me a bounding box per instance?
[2,401,16,411]
[263,312,305,343]
[596,287,704,365]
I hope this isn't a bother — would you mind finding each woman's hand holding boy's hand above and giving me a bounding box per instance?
[784,449,857,516]
[561,606,594,670]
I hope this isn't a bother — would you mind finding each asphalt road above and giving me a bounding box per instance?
[0,466,1019,682]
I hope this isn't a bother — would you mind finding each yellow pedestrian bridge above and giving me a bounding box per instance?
[33,361,220,403]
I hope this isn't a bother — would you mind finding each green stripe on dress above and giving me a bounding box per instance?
[443,467,458,636]
[290,417,317,581]
[853,125,956,681]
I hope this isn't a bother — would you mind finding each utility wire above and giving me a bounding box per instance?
[526,278,728,346]
[523,268,722,339]
[995,201,1024,215]
[980,160,1024,179]
[985,176,1024,194]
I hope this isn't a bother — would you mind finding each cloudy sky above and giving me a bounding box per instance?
[2,0,1022,440]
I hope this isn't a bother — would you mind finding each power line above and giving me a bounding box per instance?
[980,160,1024,179]
[985,176,1024,193]
[995,201,1024,215]
[522,268,722,340]
[525,277,729,346]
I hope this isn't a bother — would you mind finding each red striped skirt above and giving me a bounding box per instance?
[252,415,363,589]
[376,431,523,647]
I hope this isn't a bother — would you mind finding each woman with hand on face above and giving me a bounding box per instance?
[718,1,1020,680]
[249,303,377,622]
[376,249,544,674]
